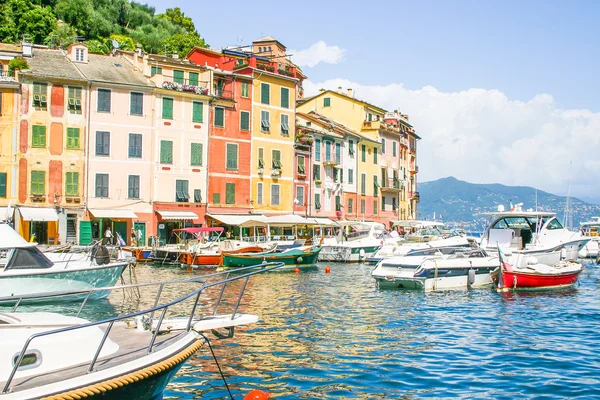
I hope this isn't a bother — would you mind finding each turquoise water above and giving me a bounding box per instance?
[150,260,600,399]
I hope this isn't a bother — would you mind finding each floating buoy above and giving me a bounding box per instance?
[294,267,300,274]
[325,266,331,274]
[244,389,270,400]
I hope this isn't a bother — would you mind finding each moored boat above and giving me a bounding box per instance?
[578,216,600,258]
[221,245,321,271]
[319,221,390,263]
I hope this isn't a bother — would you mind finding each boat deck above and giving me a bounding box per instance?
[2,322,193,393]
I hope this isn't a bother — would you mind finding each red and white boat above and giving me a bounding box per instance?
[493,249,584,292]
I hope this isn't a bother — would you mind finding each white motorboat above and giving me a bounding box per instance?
[479,204,590,265]
[0,224,131,300]
[371,247,498,290]
[319,221,392,263]
[578,216,600,258]
[0,263,282,399]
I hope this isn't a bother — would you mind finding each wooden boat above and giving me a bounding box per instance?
[221,246,322,271]
[493,249,584,292]
[121,246,153,262]
[0,263,284,399]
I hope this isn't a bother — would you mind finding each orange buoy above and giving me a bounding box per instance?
[294,267,300,274]
[244,389,271,400]
[325,266,331,274]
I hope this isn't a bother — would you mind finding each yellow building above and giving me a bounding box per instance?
[0,44,22,214]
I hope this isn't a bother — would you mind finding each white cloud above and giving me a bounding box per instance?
[290,41,346,68]
[303,80,600,198]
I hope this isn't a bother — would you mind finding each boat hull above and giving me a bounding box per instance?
[496,269,582,291]
[179,252,221,266]
[374,268,495,291]
[319,245,380,263]
[222,248,321,270]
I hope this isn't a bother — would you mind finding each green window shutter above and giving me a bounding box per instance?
[151,66,162,76]
[260,110,270,132]
[361,145,366,162]
[31,171,45,195]
[373,200,378,214]
[32,125,46,147]
[315,139,321,161]
[226,183,235,204]
[348,169,353,184]
[335,142,341,162]
[65,172,79,196]
[162,98,173,119]
[192,101,203,123]
[348,140,354,154]
[226,143,238,169]
[258,148,264,168]
[272,150,281,169]
[98,89,111,112]
[348,198,353,213]
[242,82,249,98]
[66,128,80,149]
[361,173,366,195]
[393,141,397,156]
[315,193,321,209]
[280,87,289,108]
[374,175,379,196]
[240,111,250,131]
[160,140,173,164]
[0,172,6,198]
[213,193,221,204]
[191,143,202,166]
[361,199,366,214]
[188,72,199,86]
[313,164,320,181]
[374,148,378,164]
[324,97,331,107]
[130,92,143,115]
[173,70,184,84]
[214,107,224,127]
[260,83,270,105]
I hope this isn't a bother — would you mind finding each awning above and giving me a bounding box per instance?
[206,214,267,227]
[264,214,312,226]
[18,207,59,222]
[156,210,199,220]
[305,217,338,227]
[89,209,138,219]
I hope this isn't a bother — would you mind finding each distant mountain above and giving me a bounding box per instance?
[417,177,600,232]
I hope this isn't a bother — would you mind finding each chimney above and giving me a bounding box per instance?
[347,88,353,98]
[22,42,33,57]
[337,86,342,94]
[172,51,179,60]
[319,88,325,93]
[135,44,143,57]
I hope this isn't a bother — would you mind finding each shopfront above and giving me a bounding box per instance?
[155,210,199,245]
[88,209,139,245]
[15,207,59,244]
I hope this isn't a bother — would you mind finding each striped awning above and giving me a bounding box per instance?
[156,210,199,220]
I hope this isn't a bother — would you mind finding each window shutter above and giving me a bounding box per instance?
[315,193,321,209]
[160,140,173,164]
[361,173,366,195]
[213,193,220,204]
[374,175,379,196]
[258,148,264,168]
[67,128,80,149]
[348,169,353,184]
[261,83,270,104]
[31,171,45,195]
[32,125,46,147]
[240,111,250,131]
[272,150,281,169]
[257,182,263,204]
[281,87,289,108]
[188,72,199,86]
[242,82,249,98]
[226,183,235,204]
[271,184,280,205]
[194,189,201,203]
[214,107,224,127]
[173,70,184,84]
[374,148,378,164]
[335,143,341,162]
[192,102,203,123]
[66,172,79,196]
[381,138,386,154]
[162,98,173,119]
[313,164,320,180]
[315,139,321,161]
[361,145,366,162]
[191,143,202,166]
[324,97,331,107]
[393,141,397,156]
[0,173,6,198]
[226,143,238,169]
[348,198,353,213]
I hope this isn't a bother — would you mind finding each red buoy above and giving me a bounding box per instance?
[244,389,270,400]
[294,267,300,274]
[325,266,331,274]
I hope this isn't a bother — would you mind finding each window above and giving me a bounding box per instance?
[95,131,110,156]
[325,141,331,161]
[348,198,353,213]
[241,82,249,98]
[381,138,386,154]
[368,113,373,121]
[324,97,331,107]
[361,199,366,214]
[393,141,397,157]
[0,172,6,198]
[128,133,142,158]
[160,140,173,164]
[162,97,173,119]
[280,114,289,135]
[213,193,220,204]
[192,101,203,123]
[0,92,2,115]
[128,175,140,199]
[382,196,386,210]
[260,83,270,105]
[315,139,321,161]
[191,143,203,166]
[348,140,354,155]
[32,125,47,148]
[335,142,341,163]
[214,107,224,127]
[296,186,304,206]
[95,173,108,198]
[68,86,82,112]
[271,184,280,205]
[335,195,342,211]
[97,89,111,112]
[361,173,366,195]
[30,171,45,195]
[194,189,202,203]
[151,66,162,76]
[75,48,85,62]
[240,111,250,131]
[258,148,264,169]
[313,164,321,181]
[315,193,321,209]
[297,155,305,174]
[226,143,238,170]
[373,200,378,214]
[175,180,189,202]
[348,168,354,184]
[226,182,235,204]
[215,80,225,96]
[281,87,289,108]
[130,92,143,115]
[173,70,184,84]
[361,144,366,162]
[374,175,379,196]
[33,82,47,109]
[66,128,80,149]
[393,197,398,210]
[374,148,378,164]
[188,72,199,86]
[261,110,270,132]
[65,172,79,196]
[257,182,263,204]
[272,149,282,169]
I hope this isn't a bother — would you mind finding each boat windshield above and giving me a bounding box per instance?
[4,247,54,270]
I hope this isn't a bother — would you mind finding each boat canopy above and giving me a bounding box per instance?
[0,224,36,250]
[264,214,312,226]
[173,227,224,234]
[4,247,54,270]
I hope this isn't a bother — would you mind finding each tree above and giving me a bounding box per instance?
[20,5,57,44]
[44,21,78,48]
[85,39,109,54]
[0,0,56,44]
[157,7,196,35]
[165,33,208,57]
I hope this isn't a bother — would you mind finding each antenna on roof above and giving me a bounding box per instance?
[111,39,119,56]
[237,36,244,44]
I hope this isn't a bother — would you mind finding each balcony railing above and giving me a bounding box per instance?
[362,120,381,130]
[0,70,17,82]
[162,81,209,95]
[214,88,234,100]
[381,178,402,192]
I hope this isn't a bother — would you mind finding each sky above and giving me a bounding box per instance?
[144,0,600,202]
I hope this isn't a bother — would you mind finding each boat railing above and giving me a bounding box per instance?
[0,261,285,393]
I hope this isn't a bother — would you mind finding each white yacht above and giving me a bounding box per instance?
[578,216,600,258]
[319,221,391,263]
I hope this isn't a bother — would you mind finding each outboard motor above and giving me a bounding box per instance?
[92,244,111,265]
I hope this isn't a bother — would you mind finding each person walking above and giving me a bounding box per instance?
[131,228,137,246]
[104,225,113,245]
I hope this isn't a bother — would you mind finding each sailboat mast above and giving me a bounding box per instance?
[563,161,572,228]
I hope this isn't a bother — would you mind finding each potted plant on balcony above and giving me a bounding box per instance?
[314,179,322,185]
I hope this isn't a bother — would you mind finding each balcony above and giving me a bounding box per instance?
[0,70,17,83]
[380,179,402,193]
[409,191,420,202]
[362,120,381,130]
[255,62,298,79]
[323,155,341,166]
[161,80,209,96]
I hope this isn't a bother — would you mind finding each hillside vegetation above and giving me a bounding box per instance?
[0,0,208,56]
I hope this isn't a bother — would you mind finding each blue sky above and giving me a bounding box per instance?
[144,0,600,202]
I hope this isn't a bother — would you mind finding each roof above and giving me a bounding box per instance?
[253,36,286,49]
[0,43,21,53]
[75,54,151,87]
[21,49,86,82]
[299,89,387,114]
[145,53,200,67]
[298,111,381,145]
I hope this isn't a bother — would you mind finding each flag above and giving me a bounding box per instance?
[498,247,513,273]
[510,199,514,212]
